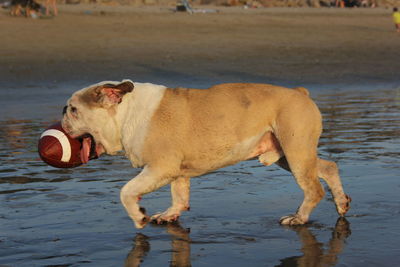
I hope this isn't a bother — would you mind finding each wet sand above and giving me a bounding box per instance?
[1,5,400,87]
[1,4,400,267]
[0,88,399,266]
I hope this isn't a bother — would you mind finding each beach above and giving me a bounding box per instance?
[1,5,400,87]
[0,4,400,267]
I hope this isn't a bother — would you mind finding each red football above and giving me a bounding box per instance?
[38,122,84,168]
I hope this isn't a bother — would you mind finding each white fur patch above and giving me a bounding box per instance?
[118,82,167,166]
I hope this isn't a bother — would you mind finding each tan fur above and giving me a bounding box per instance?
[294,87,310,96]
[142,84,308,175]
[62,81,351,228]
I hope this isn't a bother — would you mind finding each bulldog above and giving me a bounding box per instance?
[61,80,351,229]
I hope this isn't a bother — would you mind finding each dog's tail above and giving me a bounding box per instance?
[293,87,310,97]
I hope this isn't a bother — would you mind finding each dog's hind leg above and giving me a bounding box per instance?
[277,157,351,218]
[317,159,351,216]
[120,166,175,229]
[274,108,325,225]
[279,152,325,225]
[151,176,191,224]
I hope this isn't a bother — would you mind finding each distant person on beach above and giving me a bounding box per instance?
[45,0,57,16]
[393,7,400,33]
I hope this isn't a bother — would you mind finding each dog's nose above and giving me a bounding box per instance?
[62,105,67,115]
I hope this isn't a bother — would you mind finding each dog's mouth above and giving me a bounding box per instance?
[79,134,99,164]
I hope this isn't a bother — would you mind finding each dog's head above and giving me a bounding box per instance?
[61,80,134,162]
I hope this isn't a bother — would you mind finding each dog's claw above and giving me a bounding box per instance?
[337,194,352,217]
[141,216,149,223]
[134,216,150,229]
[150,213,180,225]
[133,207,150,229]
[280,215,306,225]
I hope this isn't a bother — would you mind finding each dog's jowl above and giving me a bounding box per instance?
[62,80,351,228]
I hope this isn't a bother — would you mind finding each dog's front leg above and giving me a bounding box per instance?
[120,167,173,229]
[151,176,191,224]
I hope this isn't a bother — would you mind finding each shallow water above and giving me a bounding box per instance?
[0,83,399,266]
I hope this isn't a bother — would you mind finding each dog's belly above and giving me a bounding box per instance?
[247,132,282,159]
[180,131,282,176]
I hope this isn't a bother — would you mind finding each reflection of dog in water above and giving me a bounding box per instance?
[277,218,352,267]
[125,223,191,267]
[10,0,42,17]
[124,219,350,267]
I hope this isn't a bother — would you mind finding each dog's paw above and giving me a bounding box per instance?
[150,212,180,225]
[279,215,307,225]
[336,194,352,217]
[133,207,150,229]
[135,215,150,229]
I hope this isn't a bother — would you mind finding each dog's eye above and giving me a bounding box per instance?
[70,106,77,113]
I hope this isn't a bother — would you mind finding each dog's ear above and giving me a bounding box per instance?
[101,81,135,105]
[88,81,134,107]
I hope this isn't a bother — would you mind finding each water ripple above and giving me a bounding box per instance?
[316,87,400,165]
[0,86,399,266]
